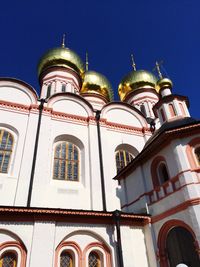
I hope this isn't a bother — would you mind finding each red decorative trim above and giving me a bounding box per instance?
[0,206,149,226]
[124,88,159,103]
[83,242,112,267]
[121,167,200,208]
[40,66,82,87]
[157,219,199,267]
[55,241,82,267]
[131,95,158,105]
[51,110,89,125]
[104,121,151,135]
[43,74,80,90]
[153,95,189,111]
[0,241,27,267]
[80,92,109,103]
[152,197,200,223]
[0,100,30,113]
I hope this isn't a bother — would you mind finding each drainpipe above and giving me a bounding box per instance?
[95,110,107,211]
[113,210,124,267]
[27,98,45,207]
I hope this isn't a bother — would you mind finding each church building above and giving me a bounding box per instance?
[0,41,199,267]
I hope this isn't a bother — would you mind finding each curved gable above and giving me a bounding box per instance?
[101,102,148,128]
[0,78,38,105]
[47,93,94,117]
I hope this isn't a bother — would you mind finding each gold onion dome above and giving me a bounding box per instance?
[118,70,158,101]
[81,71,114,102]
[37,47,85,77]
[156,77,173,91]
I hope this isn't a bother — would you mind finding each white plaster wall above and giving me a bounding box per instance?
[31,117,92,209]
[0,82,37,106]
[0,109,37,206]
[121,225,150,267]
[105,108,144,128]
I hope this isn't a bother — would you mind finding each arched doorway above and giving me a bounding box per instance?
[166,226,200,267]
[158,220,200,267]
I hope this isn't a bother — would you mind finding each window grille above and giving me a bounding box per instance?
[88,252,100,267]
[0,252,17,267]
[53,142,79,181]
[0,130,13,173]
[116,150,134,173]
[60,251,73,267]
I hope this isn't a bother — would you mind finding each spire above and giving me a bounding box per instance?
[61,34,66,48]
[85,52,89,71]
[155,61,163,79]
[131,54,136,71]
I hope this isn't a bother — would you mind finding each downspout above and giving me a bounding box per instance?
[27,98,45,207]
[113,210,124,267]
[95,110,107,211]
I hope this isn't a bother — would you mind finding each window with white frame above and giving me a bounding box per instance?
[0,130,14,173]
[115,150,134,173]
[53,141,79,181]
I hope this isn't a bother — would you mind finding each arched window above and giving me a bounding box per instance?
[0,130,13,173]
[160,108,166,122]
[115,150,134,173]
[140,104,147,116]
[179,103,186,116]
[60,251,73,267]
[62,84,66,93]
[169,104,176,117]
[88,251,101,267]
[53,142,79,181]
[194,147,200,165]
[47,84,51,98]
[0,251,17,267]
[157,162,169,184]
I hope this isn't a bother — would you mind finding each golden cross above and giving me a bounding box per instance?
[155,61,163,79]
[131,54,136,71]
[85,52,89,71]
[61,34,66,48]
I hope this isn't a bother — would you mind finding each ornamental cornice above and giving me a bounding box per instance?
[0,206,150,226]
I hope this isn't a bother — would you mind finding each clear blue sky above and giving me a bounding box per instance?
[0,0,199,118]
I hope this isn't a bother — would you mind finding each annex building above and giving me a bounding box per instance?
[0,42,200,267]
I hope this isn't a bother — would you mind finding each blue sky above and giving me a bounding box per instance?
[0,0,199,117]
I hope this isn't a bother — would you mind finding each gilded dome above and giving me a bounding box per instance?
[81,71,113,102]
[156,77,173,91]
[38,47,84,77]
[118,70,158,101]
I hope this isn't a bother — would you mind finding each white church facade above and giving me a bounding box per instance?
[0,43,199,267]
